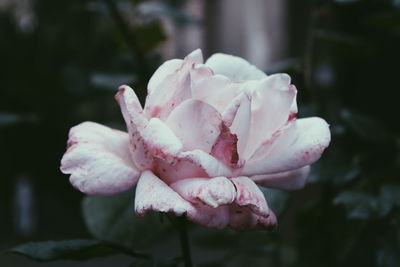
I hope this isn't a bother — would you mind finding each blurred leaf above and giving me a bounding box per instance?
[340,108,388,142]
[5,239,148,262]
[128,256,180,267]
[308,148,360,185]
[136,2,200,25]
[90,72,136,89]
[377,248,400,267]
[377,184,400,217]
[334,191,377,219]
[82,190,172,249]
[260,187,290,216]
[314,29,366,47]
[0,113,20,126]
[134,22,166,52]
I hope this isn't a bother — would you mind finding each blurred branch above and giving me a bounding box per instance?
[104,0,150,79]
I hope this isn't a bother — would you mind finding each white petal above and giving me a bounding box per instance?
[251,165,311,190]
[205,53,267,82]
[61,122,140,195]
[134,171,192,216]
[241,117,331,176]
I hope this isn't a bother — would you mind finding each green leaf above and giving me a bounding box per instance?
[260,187,290,216]
[133,22,166,52]
[340,108,388,142]
[333,191,378,219]
[5,239,148,262]
[82,190,172,249]
[377,184,400,217]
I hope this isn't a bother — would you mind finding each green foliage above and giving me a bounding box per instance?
[82,190,173,249]
[5,240,148,262]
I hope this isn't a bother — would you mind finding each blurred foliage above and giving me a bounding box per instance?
[1,0,400,266]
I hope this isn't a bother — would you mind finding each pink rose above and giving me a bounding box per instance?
[60,49,330,230]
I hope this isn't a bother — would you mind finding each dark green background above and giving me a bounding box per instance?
[1,0,399,266]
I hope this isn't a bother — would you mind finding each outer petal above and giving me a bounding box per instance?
[115,85,153,170]
[135,171,230,229]
[134,171,192,216]
[205,53,267,82]
[228,205,258,230]
[241,117,331,176]
[144,49,204,120]
[251,166,310,190]
[165,99,222,153]
[170,177,236,208]
[229,205,277,231]
[60,122,140,195]
[187,204,230,229]
[231,177,270,217]
[257,210,278,230]
[242,74,297,161]
[147,59,183,95]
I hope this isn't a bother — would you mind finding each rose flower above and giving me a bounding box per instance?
[60,49,331,230]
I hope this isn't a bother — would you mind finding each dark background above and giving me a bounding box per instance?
[1,0,399,266]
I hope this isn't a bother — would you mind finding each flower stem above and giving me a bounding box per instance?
[177,217,193,267]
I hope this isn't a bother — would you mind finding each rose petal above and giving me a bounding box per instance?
[115,85,153,170]
[192,74,249,113]
[251,166,310,190]
[156,150,233,184]
[134,170,192,216]
[165,99,222,153]
[257,210,278,230]
[231,177,270,217]
[210,124,239,168]
[241,117,331,176]
[242,74,297,161]
[229,205,277,231]
[142,118,183,163]
[60,122,140,195]
[187,204,230,229]
[205,53,267,82]
[228,205,258,230]
[222,91,252,164]
[170,177,236,208]
[147,59,183,95]
[144,49,204,120]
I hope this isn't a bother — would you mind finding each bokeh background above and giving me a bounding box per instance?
[1,0,399,266]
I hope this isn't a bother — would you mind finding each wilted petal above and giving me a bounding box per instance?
[134,171,192,216]
[187,204,230,229]
[205,53,267,82]
[165,99,222,153]
[229,205,277,231]
[170,177,236,208]
[241,117,331,176]
[115,85,153,170]
[231,177,269,217]
[61,122,140,195]
[222,92,252,163]
[210,124,239,169]
[251,166,310,190]
[257,210,278,230]
[228,205,258,230]
[242,74,297,161]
